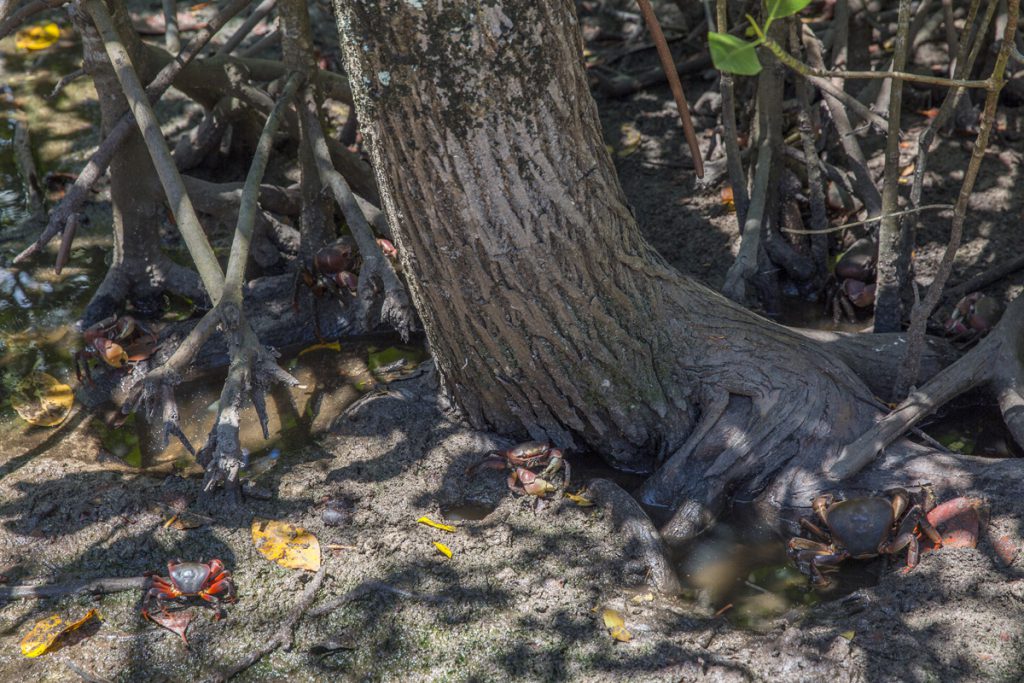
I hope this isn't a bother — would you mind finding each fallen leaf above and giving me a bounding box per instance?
[601,608,633,642]
[15,23,60,51]
[617,123,642,157]
[564,492,594,507]
[840,630,856,641]
[299,341,341,356]
[918,107,940,119]
[252,519,321,571]
[720,185,735,211]
[144,608,194,644]
[417,516,456,532]
[20,609,100,657]
[433,542,453,558]
[11,371,74,427]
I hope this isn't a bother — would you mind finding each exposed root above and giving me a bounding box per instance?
[300,88,416,340]
[586,478,682,595]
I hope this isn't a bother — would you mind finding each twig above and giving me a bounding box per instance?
[780,204,953,234]
[792,21,827,281]
[65,661,113,683]
[944,253,1024,301]
[717,1,748,226]
[86,0,224,300]
[301,87,416,340]
[206,562,327,682]
[47,67,86,100]
[635,0,703,178]
[238,24,278,57]
[308,580,453,618]
[873,0,913,333]
[0,576,148,602]
[13,0,252,267]
[162,0,179,53]
[216,0,274,56]
[892,0,1019,400]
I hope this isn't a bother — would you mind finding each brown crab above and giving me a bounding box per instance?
[787,489,943,587]
[74,314,158,382]
[468,441,570,496]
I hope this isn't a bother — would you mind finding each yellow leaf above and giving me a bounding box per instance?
[15,23,60,51]
[563,492,594,507]
[601,609,632,642]
[298,341,341,356]
[11,371,74,427]
[840,630,856,641]
[417,516,456,532]
[433,541,453,558]
[251,518,321,571]
[618,123,642,157]
[721,185,736,212]
[20,609,99,657]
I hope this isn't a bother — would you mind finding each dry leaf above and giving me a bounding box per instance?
[20,609,99,657]
[298,341,341,356]
[15,23,60,51]
[564,492,594,507]
[251,519,321,571]
[720,185,736,212]
[601,608,633,642]
[840,630,856,641]
[145,609,194,644]
[417,516,456,533]
[618,123,641,157]
[11,372,74,427]
[433,542,453,558]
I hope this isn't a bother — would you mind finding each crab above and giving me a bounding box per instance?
[142,559,237,621]
[468,441,570,496]
[944,292,1002,341]
[787,489,943,587]
[827,236,877,324]
[294,237,360,340]
[74,314,158,382]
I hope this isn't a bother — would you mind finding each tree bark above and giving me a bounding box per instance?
[331,0,1020,544]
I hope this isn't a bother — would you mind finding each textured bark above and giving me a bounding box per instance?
[331,0,1021,544]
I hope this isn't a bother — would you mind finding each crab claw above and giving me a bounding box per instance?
[376,238,397,258]
[96,338,128,367]
[513,467,556,497]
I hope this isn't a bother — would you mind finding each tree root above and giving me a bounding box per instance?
[205,561,328,683]
[586,478,682,595]
[300,87,416,341]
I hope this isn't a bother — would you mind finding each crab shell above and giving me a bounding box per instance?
[167,561,218,594]
[820,497,895,558]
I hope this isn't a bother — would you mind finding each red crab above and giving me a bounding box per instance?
[468,441,570,496]
[74,314,158,382]
[142,559,237,621]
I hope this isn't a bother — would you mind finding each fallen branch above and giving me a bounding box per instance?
[205,562,327,683]
[0,576,148,602]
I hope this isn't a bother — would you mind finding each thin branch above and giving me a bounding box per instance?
[717,0,748,225]
[86,0,224,300]
[47,67,86,100]
[893,0,1019,399]
[216,0,274,55]
[162,0,179,53]
[635,0,703,178]
[13,0,253,267]
[872,0,913,333]
[780,204,952,234]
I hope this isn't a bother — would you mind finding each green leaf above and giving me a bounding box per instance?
[708,32,762,76]
[766,0,813,21]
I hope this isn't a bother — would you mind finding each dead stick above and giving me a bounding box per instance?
[635,0,703,178]
[205,562,327,682]
[0,576,148,602]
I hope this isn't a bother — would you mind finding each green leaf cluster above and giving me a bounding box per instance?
[708,0,813,75]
